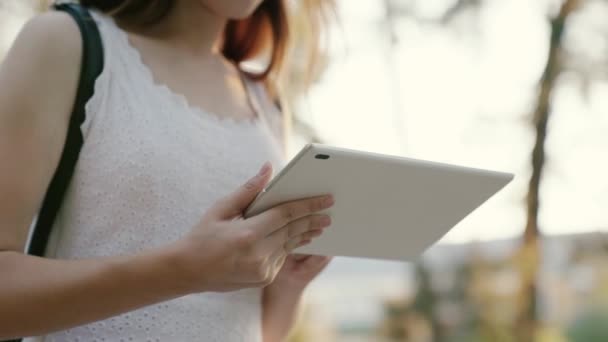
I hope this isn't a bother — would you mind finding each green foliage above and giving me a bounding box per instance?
[567,307,608,342]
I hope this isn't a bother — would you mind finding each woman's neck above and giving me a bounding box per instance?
[124,0,227,57]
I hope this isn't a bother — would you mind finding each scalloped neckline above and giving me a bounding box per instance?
[104,15,262,128]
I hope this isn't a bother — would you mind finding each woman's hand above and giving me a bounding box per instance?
[260,254,332,342]
[174,162,334,293]
[268,254,332,294]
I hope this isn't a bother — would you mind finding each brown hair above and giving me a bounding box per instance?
[79,0,325,93]
[78,0,333,147]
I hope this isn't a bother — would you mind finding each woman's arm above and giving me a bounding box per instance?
[0,12,80,254]
[0,244,191,339]
[262,255,332,342]
[0,13,192,338]
[262,285,304,342]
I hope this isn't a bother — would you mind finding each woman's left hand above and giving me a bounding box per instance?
[267,254,332,293]
[261,254,332,342]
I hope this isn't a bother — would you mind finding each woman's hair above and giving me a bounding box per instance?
[79,0,331,97]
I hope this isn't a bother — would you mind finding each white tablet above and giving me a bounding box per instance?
[244,143,513,261]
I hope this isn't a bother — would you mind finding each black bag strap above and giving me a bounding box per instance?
[3,4,103,342]
[3,5,102,342]
[27,3,104,258]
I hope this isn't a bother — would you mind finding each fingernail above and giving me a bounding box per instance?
[258,162,271,176]
[298,239,312,247]
[320,216,331,227]
[323,195,334,207]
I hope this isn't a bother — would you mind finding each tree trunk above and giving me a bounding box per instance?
[517,1,578,341]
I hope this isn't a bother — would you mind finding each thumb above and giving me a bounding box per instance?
[301,255,332,272]
[212,162,273,219]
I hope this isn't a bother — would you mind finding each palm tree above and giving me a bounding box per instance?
[381,1,608,341]
[516,0,580,341]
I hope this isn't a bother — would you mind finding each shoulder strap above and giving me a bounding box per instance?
[26,3,104,257]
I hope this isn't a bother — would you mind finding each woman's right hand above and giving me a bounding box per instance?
[175,162,334,293]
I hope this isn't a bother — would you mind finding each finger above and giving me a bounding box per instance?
[291,253,311,262]
[291,254,332,263]
[265,214,330,246]
[285,215,331,239]
[272,240,312,266]
[300,255,332,272]
[245,195,334,238]
[294,239,313,249]
[284,229,323,251]
[284,238,312,252]
[210,162,273,219]
[261,215,329,253]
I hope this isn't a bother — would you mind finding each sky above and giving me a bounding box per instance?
[294,0,608,329]
[293,0,608,244]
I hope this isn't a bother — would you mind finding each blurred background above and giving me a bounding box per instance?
[2,0,607,341]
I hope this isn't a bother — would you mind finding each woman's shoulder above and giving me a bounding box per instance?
[2,11,82,119]
[19,11,82,63]
[10,11,82,94]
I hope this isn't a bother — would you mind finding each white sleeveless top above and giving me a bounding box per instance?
[38,10,286,342]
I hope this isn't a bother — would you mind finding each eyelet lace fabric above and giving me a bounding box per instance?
[38,10,285,342]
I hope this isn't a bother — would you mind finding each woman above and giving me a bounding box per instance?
[0,0,333,341]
